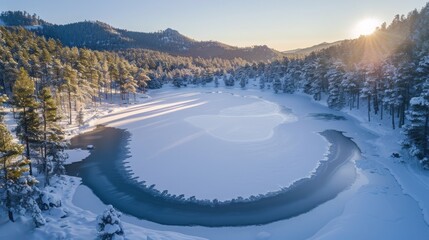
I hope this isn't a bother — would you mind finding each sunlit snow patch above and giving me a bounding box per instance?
[186,100,297,142]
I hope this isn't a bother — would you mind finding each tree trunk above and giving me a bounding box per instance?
[23,108,32,175]
[3,157,14,222]
[423,110,429,158]
[68,89,72,124]
[43,104,49,186]
[391,105,395,130]
[357,94,360,110]
[1,73,6,94]
[367,96,371,122]
[400,103,406,128]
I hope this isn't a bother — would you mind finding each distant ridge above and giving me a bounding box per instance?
[283,41,344,57]
[0,11,283,62]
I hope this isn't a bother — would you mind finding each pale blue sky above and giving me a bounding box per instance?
[2,0,428,51]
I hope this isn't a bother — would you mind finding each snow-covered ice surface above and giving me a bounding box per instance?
[186,99,297,142]
[71,84,429,239]
[64,149,90,164]
[96,89,326,200]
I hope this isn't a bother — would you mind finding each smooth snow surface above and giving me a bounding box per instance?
[97,90,325,200]
[186,100,297,142]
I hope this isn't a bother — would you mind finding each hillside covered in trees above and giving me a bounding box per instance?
[0,11,282,62]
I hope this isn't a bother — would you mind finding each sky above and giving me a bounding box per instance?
[2,0,428,51]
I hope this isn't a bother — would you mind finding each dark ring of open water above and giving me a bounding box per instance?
[65,126,360,227]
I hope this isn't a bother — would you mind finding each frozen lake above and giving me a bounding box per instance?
[65,88,362,226]
[93,90,331,200]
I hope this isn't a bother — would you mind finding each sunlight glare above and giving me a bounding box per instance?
[352,18,382,37]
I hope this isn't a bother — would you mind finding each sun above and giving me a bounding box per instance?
[352,18,382,37]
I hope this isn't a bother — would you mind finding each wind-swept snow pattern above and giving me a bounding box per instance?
[186,99,297,142]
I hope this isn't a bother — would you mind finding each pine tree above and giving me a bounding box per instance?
[239,76,246,89]
[108,63,119,101]
[124,75,138,104]
[259,76,265,89]
[118,61,133,103]
[273,77,282,94]
[12,68,40,175]
[326,62,346,110]
[39,87,64,185]
[403,67,429,166]
[97,205,125,240]
[1,85,42,227]
[135,69,150,93]
[76,108,85,126]
[63,65,78,124]
[283,61,300,94]
[0,122,26,222]
[8,175,46,227]
[224,76,235,87]
[403,92,429,166]
[360,79,372,122]
[214,77,219,88]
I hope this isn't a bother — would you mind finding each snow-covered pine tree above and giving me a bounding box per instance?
[259,75,266,89]
[403,85,429,166]
[382,62,399,129]
[172,69,184,88]
[214,77,219,88]
[97,205,124,240]
[8,175,46,227]
[393,55,415,127]
[403,57,429,166]
[326,62,346,110]
[239,75,246,89]
[224,76,235,87]
[282,60,300,94]
[273,77,282,94]
[360,79,372,122]
[0,122,26,222]
[341,71,358,110]
[76,108,85,126]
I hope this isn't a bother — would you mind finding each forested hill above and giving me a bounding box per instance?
[0,11,282,62]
